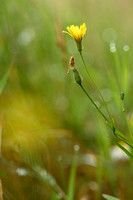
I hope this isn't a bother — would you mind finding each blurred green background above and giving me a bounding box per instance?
[1,0,133,199]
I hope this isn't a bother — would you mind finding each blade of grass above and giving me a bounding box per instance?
[32,166,67,200]
[0,117,3,200]
[67,153,78,200]
[103,194,120,200]
[0,66,11,95]
[52,190,61,200]
[111,138,133,160]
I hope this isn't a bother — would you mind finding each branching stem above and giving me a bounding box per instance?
[80,84,133,148]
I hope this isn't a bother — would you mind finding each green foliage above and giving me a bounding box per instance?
[103,194,120,200]
[1,0,133,199]
[111,139,133,160]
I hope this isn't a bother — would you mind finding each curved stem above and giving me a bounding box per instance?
[79,51,113,126]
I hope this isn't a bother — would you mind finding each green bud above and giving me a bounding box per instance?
[73,69,82,85]
[120,92,125,100]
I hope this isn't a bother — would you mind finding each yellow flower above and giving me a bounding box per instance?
[63,23,87,51]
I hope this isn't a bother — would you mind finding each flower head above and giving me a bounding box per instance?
[63,23,87,52]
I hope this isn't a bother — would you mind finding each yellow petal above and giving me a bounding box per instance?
[63,23,87,42]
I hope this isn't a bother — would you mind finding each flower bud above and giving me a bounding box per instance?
[69,56,82,85]
[73,69,82,85]
[120,92,125,101]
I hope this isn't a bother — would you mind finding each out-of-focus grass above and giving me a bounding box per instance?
[1,0,133,199]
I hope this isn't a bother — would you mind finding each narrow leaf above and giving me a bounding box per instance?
[103,194,120,200]
[67,153,78,200]
[111,138,133,160]
[115,128,130,142]
[0,66,11,95]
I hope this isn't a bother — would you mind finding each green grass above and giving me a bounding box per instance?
[1,0,133,199]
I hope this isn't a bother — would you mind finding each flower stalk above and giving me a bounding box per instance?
[79,51,114,126]
[64,23,133,152]
[63,23,87,52]
[80,83,133,148]
[69,56,133,148]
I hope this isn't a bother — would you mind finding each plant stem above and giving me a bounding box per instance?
[80,84,108,122]
[79,51,113,126]
[121,99,133,143]
[80,84,133,148]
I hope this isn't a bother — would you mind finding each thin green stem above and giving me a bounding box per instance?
[80,84,108,122]
[79,51,113,126]
[80,84,133,148]
[121,99,133,143]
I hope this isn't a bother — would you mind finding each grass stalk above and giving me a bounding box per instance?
[79,51,113,126]
[67,153,78,200]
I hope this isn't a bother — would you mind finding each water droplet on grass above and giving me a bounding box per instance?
[123,44,130,52]
[16,168,28,176]
[74,144,80,152]
[110,42,116,53]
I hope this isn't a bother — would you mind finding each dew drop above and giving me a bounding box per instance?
[16,168,28,176]
[74,144,80,152]
[123,45,130,52]
[110,42,116,53]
